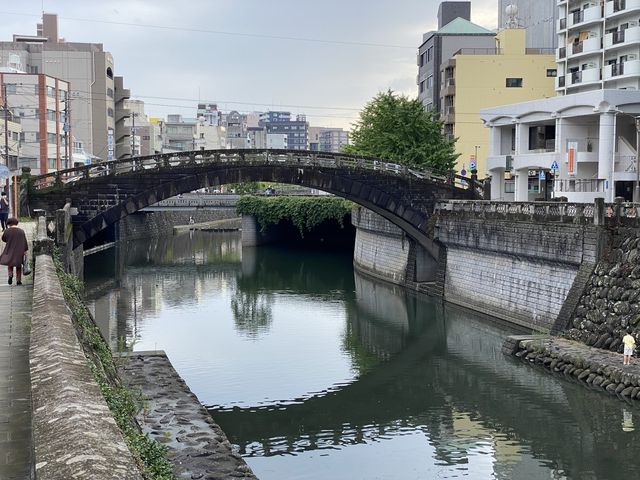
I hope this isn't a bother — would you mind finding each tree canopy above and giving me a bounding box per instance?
[343,90,459,174]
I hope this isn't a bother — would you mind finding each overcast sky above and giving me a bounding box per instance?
[0,0,499,129]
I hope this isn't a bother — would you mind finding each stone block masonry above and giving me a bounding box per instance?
[120,352,257,480]
[351,207,411,284]
[436,217,604,332]
[509,336,640,403]
[120,209,238,241]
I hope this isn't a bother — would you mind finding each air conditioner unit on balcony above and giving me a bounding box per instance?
[629,54,638,60]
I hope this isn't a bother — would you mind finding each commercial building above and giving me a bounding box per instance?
[0,70,69,174]
[441,28,556,176]
[498,0,558,49]
[0,115,21,170]
[0,13,130,161]
[417,2,496,111]
[261,112,309,150]
[481,0,640,203]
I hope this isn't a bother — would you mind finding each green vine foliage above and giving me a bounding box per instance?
[52,253,176,480]
[236,195,354,235]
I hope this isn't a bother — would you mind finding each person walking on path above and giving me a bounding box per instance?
[0,192,10,231]
[623,330,636,366]
[0,217,28,285]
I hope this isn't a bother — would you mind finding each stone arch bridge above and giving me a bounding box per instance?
[27,149,482,250]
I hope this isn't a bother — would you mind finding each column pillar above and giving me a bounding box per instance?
[490,168,505,200]
[515,168,529,202]
[598,111,616,202]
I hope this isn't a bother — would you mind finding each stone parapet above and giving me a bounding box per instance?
[30,255,142,480]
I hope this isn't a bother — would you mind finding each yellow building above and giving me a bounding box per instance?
[441,29,556,177]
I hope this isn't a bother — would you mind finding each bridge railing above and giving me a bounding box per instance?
[29,148,472,193]
[435,199,640,225]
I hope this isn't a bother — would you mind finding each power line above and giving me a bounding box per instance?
[0,11,415,50]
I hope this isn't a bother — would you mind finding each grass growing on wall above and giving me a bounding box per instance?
[53,254,177,480]
[236,195,354,235]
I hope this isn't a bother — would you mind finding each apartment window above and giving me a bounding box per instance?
[48,158,56,169]
[143,135,150,140]
[46,86,55,97]
[200,133,205,139]
[427,46,433,62]
[506,77,523,87]
[19,157,38,169]
[47,109,56,121]
[106,67,113,79]
[427,75,433,89]
[106,88,114,98]
[505,181,515,193]
[107,108,114,118]
[33,109,39,119]
[29,65,38,74]
[47,133,57,144]
[546,69,558,77]
[5,84,16,95]
[419,81,425,93]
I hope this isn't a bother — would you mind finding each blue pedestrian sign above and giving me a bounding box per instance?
[470,161,476,170]
[539,170,546,180]
[550,160,559,171]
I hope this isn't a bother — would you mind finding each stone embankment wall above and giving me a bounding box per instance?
[351,207,412,285]
[30,249,142,479]
[435,215,603,332]
[564,228,640,353]
[507,336,640,401]
[120,209,238,241]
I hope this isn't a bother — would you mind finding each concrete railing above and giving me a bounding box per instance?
[29,217,142,479]
[434,199,640,226]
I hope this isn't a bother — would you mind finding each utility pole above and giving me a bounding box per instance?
[2,84,8,172]
[131,112,136,159]
[63,96,70,169]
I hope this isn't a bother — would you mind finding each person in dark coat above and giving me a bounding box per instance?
[0,217,28,285]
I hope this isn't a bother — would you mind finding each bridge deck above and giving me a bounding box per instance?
[0,222,34,480]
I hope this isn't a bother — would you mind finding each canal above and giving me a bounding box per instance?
[85,231,640,480]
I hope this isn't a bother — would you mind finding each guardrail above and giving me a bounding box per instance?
[30,149,482,197]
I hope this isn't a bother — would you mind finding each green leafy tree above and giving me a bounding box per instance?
[344,90,459,174]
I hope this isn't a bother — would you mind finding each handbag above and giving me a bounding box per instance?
[22,254,31,276]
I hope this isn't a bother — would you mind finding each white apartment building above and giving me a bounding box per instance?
[481,0,640,203]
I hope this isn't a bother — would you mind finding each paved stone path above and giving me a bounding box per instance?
[120,351,257,480]
[0,222,35,480]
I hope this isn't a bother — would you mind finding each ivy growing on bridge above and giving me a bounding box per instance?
[236,195,354,235]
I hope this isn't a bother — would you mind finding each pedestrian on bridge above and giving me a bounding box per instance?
[0,217,28,286]
[0,192,9,231]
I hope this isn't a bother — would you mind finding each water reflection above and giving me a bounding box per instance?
[85,232,640,480]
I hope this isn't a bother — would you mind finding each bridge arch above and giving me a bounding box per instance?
[28,149,480,250]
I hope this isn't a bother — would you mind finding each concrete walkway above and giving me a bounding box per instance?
[0,222,35,480]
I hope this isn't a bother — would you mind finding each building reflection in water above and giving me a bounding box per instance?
[85,231,640,480]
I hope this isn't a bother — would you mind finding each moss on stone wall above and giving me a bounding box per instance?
[53,253,177,480]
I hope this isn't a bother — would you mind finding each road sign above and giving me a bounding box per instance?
[550,160,559,170]
[470,161,476,170]
[539,170,546,180]
[460,168,467,177]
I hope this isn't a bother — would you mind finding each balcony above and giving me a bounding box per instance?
[557,46,567,59]
[606,0,640,17]
[604,59,640,79]
[568,67,601,86]
[567,5,603,28]
[568,37,602,57]
[604,26,640,49]
[558,17,567,32]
